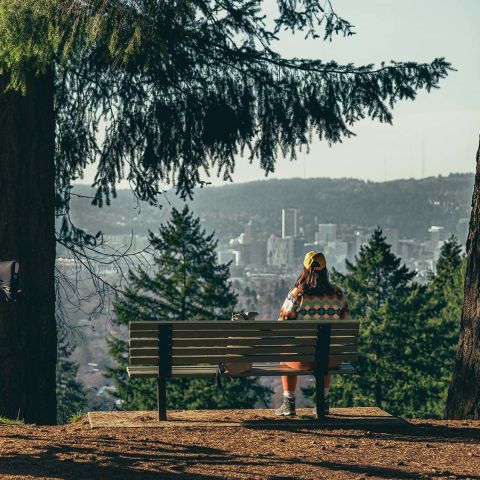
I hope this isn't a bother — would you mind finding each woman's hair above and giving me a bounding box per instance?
[294,262,335,296]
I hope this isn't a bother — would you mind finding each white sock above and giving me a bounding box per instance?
[324,387,330,398]
[284,390,295,400]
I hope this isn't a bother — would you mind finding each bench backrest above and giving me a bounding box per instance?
[129,320,359,371]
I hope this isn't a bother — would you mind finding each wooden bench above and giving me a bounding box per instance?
[127,320,359,421]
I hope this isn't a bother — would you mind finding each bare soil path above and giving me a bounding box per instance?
[0,408,479,480]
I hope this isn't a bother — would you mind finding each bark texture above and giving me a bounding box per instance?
[0,71,57,424]
[446,136,480,419]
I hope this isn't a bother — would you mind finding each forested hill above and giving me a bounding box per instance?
[70,173,473,242]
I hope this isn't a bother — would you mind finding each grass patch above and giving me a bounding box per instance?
[68,412,85,424]
[298,414,314,420]
[0,416,25,425]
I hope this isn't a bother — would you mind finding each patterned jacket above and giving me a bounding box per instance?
[278,285,351,321]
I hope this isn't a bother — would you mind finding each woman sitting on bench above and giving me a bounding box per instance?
[275,251,351,417]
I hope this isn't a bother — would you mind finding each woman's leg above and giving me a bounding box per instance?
[282,374,298,392]
[281,361,314,393]
[276,361,314,415]
[323,360,341,398]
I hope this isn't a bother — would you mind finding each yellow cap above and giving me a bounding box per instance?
[303,251,326,271]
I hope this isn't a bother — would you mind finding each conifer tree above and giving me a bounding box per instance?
[107,206,271,410]
[0,0,452,423]
[56,323,86,424]
[427,237,464,417]
[328,228,440,418]
[431,237,463,293]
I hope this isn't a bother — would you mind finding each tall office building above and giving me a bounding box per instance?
[428,226,445,261]
[282,209,299,238]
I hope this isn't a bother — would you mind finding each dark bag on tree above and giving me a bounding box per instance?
[0,260,21,302]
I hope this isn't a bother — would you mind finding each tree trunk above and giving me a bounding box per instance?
[0,70,57,424]
[445,135,480,419]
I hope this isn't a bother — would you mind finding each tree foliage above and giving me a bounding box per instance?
[428,237,465,416]
[107,205,271,410]
[0,0,452,209]
[323,229,463,418]
[56,323,87,424]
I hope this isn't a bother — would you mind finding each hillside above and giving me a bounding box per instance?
[70,173,473,242]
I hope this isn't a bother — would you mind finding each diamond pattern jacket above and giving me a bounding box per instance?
[278,285,351,321]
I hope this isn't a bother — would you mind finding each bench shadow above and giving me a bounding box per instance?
[238,418,480,444]
[314,460,479,480]
[0,429,478,480]
[0,437,228,480]
[0,443,477,480]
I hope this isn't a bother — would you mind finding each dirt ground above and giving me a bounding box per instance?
[0,408,479,480]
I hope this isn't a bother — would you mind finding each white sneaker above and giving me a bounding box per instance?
[275,397,296,416]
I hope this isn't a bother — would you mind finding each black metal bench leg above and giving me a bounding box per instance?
[157,376,167,421]
[316,373,325,420]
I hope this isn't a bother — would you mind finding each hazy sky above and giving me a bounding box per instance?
[81,0,480,186]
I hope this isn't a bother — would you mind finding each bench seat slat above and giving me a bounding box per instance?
[130,330,319,339]
[130,325,319,333]
[129,320,359,331]
[331,329,359,336]
[129,336,358,348]
[130,345,318,357]
[130,337,318,348]
[127,363,357,378]
[130,353,316,365]
[129,352,357,366]
[130,330,358,341]
[129,344,356,358]
[130,328,359,339]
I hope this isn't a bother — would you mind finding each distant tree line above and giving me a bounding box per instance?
[69,173,473,243]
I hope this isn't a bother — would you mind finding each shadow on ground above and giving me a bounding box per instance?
[0,416,479,479]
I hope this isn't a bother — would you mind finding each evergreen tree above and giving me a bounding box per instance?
[427,237,465,417]
[56,323,86,424]
[327,228,441,418]
[107,205,271,410]
[430,236,463,295]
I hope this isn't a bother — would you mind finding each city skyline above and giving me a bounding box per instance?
[218,206,468,280]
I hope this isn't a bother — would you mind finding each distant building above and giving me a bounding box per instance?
[428,226,445,261]
[56,257,79,275]
[316,224,337,243]
[384,228,399,255]
[267,235,305,266]
[282,209,299,238]
[350,230,367,258]
[324,241,348,273]
[398,239,421,261]
[267,235,295,266]
[241,242,267,266]
[218,250,238,266]
[244,219,258,244]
